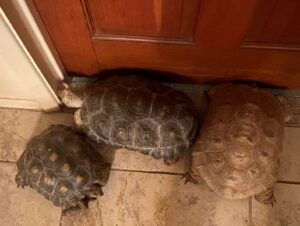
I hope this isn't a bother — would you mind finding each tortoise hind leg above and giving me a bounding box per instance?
[183,168,203,185]
[255,188,276,205]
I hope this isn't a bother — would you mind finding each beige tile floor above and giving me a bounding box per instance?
[0,108,300,226]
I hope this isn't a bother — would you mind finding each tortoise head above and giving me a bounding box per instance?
[58,87,84,108]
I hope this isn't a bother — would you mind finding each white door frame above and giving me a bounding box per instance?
[0,0,66,111]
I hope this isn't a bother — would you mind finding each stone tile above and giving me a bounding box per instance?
[0,109,73,162]
[61,171,249,226]
[252,183,300,226]
[278,127,300,182]
[99,147,191,174]
[0,162,61,226]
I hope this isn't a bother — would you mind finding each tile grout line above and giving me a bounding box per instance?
[59,210,63,226]
[285,125,300,128]
[0,160,16,164]
[2,161,300,184]
[110,168,184,176]
[91,167,300,184]
[249,197,253,226]
[277,180,300,185]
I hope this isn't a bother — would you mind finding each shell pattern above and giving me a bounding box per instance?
[190,84,285,199]
[15,125,110,210]
[80,75,199,164]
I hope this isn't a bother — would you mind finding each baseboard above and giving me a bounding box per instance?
[0,98,41,110]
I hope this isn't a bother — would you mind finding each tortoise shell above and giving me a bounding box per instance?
[15,125,110,210]
[189,84,285,199]
[80,75,199,164]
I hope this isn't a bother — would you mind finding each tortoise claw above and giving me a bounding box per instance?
[182,171,199,184]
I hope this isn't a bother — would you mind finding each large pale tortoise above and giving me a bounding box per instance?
[187,84,290,204]
[59,75,199,164]
[15,125,110,211]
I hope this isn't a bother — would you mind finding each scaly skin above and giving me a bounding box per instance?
[74,109,83,130]
[58,88,84,108]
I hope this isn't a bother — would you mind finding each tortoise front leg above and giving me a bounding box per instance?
[74,109,84,130]
[254,188,276,205]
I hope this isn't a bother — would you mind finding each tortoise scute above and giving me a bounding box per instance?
[167,90,193,105]
[134,121,159,148]
[177,106,198,138]
[84,92,104,113]
[97,75,120,88]
[71,168,90,187]
[220,167,246,188]
[30,139,49,159]
[227,122,261,146]
[27,160,44,184]
[42,149,61,169]
[151,150,162,159]
[56,157,76,177]
[201,128,225,152]
[110,120,133,145]
[54,180,75,200]
[151,96,176,123]
[189,84,285,201]
[207,153,226,173]
[225,146,254,170]
[159,122,183,147]
[162,147,175,161]
[123,76,143,87]
[39,170,58,194]
[89,113,111,142]
[205,104,232,128]
[235,103,262,122]
[103,86,128,114]
[127,88,153,118]
[245,163,265,181]
[15,125,110,210]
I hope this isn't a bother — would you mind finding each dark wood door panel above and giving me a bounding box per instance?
[33,0,99,74]
[244,0,300,50]
[83,0,201,43]
[33,0,300,88]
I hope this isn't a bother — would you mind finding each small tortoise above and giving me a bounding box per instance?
[15,125,110,211]
[59,75,199,164]
[187,84,290,204]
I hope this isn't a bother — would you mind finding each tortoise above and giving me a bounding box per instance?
[187,84,291,204]
[15,125,110,211]
[59,75,199,164]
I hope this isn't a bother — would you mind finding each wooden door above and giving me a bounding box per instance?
[33,0,300,88]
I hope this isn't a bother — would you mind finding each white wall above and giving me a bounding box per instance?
[0,7,60,111]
